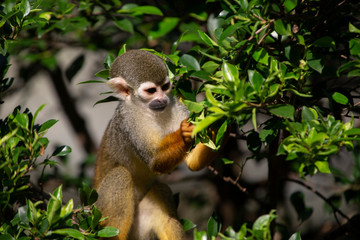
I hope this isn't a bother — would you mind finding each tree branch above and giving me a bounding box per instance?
[286,176,350,222]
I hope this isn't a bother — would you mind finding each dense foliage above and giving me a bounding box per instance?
[1,0,360,239]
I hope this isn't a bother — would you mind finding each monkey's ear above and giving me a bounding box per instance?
[108,77,131,99]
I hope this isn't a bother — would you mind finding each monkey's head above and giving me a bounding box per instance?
[108,50,171,112]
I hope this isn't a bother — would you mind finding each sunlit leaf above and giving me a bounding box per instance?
[350,38,360,56]
[193,114,223,135]
[52,145,72,157]
[349,22,360,33]
[332,92,349,105]
[183,100,204,113]
[96,226,120,237]
[284,0,297,12]
[39,119,58,133]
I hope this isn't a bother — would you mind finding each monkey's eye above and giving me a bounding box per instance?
[145,88,157,94]
[161,83,170,91]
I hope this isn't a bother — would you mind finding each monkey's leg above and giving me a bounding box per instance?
[134,182,184,240]
[95,166,134,240]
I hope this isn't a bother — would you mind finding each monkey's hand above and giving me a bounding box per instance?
[180,119,195,144]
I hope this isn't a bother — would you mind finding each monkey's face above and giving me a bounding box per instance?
[135,78,172,112]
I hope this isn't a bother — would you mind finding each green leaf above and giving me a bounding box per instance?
[180,54,200,71]
[66,54,85,82]
[315,161,331,173]
[26,199,37,225]
[221,158,234,164]
[216,120,228,146]
[0,234,14,240]
[350,38,360,56]
[290,191,313,222]
[52,145,72,157]
[252,48,269,65]
[47,186,63,226]
[104,54,115,69]
[94,96,119,106]
[32,104,46,129]
[114,18,134,34]
[47,197,62,226]
[248,70,264,92]
[88,188,99,205]
[128,5,163,15]
[18,206,29,227]
[61,199,73,217]
[15,113,29,129]
[252,210,277,240]
[91,206,102,230]
[324,194,342,213]
[274,19,292,36]
[222,62,238,82]
[268,105,295,120]
[118,44,127,56]
[190,70,212,81]
[193,114,223,135]
[313,36,336,50]
[207,213,221,238]
[219,22,243,42]
[289,232,302,240]
[332,92,349,105]
[193,229,207,240]
[20,0,31,18]
[183,100,204,113]
[202,61,219,73]
[252,108,257,131]
[39,119,58,133]
[96,226,120,237]
[181,218,197,231]
[301,107,318,122]
[95,69,109,80]
[284,0,297,12]
[344,128,360,136]
[190,11,208,21]
[198,30,218,47]
[77,80,105,85]
[349,22,360,33]
[51,229,84,240]
[149,17,179,39]
[247,131,261,153]
[306,52,324,73]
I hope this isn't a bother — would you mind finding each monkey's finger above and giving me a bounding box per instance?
[182,132,193,138]
[183,136,193,143]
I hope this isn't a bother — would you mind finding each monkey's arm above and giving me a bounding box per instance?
[185,143,215,171]
[150,119,193,174]
[185,125,229,171]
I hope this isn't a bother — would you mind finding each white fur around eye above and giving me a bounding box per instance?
[139,82,157,91]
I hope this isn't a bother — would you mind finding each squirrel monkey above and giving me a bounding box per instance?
[93,50,216,240]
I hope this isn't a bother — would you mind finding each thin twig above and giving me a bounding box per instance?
[208,165,247,192]
[286,177,350,222]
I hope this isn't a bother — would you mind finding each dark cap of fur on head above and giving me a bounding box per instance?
[109,50,168,89]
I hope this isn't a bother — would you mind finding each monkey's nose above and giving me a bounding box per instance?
[149,99,168,111]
